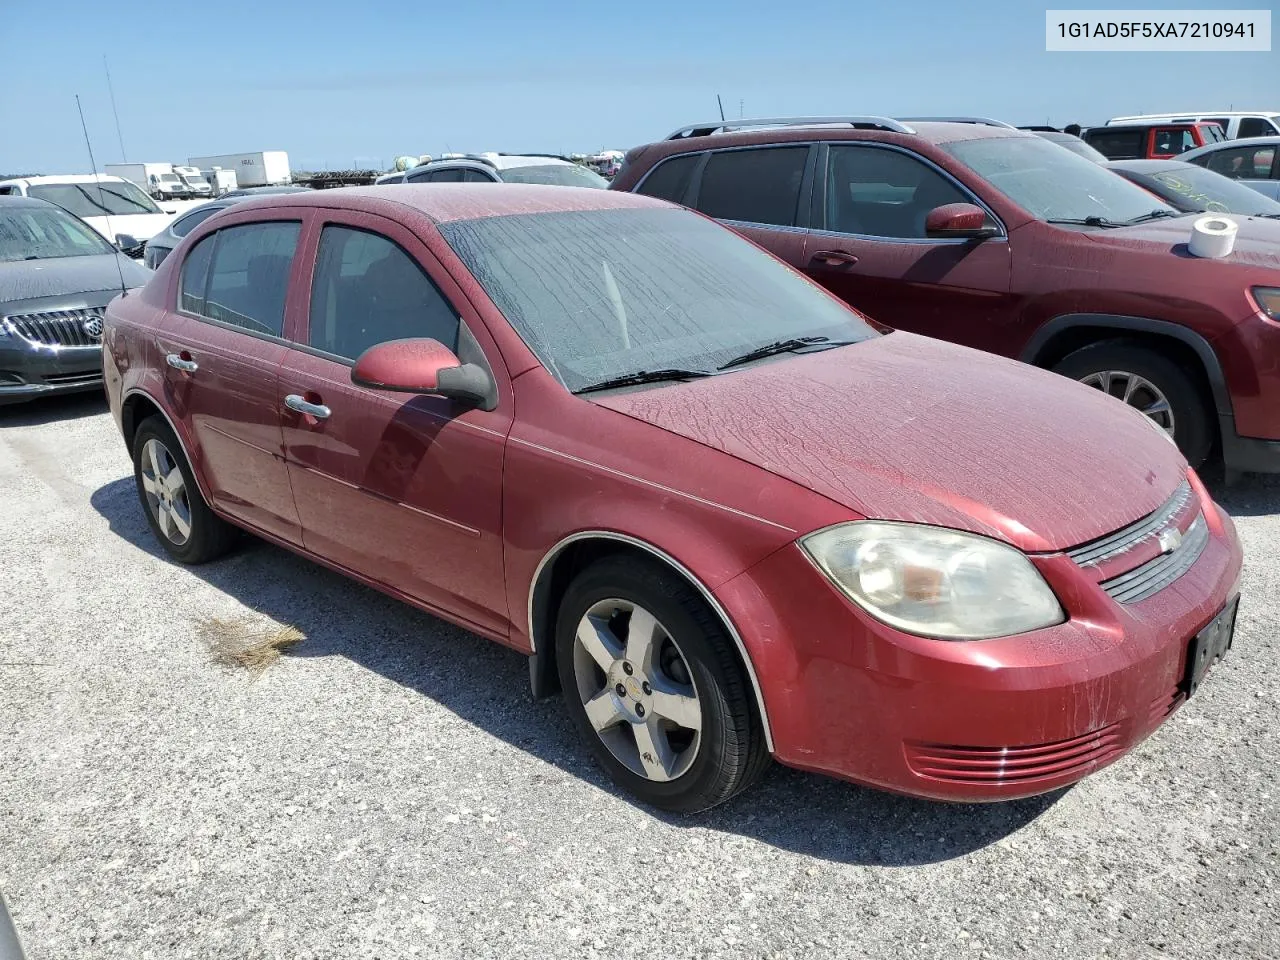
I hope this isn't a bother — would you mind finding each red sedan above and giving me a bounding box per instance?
[103,185,1243,812]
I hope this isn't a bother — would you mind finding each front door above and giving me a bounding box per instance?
[159,215,304,543]
[278,214,512,637]
[801,142,1015,354]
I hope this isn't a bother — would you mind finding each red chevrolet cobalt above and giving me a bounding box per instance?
[103,186,1243,812]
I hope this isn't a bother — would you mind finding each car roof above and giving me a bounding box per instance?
[1100,120,1216,129]
[1110,111,1279,122]
[0,173,132,186]
[420,154,576,171]
[227,183,668,224]
[0,194,60,210]
[1105,159,1196,172]
[1181,135,1280,158]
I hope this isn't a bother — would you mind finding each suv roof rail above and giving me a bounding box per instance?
[898,116,1017,129]
[664,116,916,140]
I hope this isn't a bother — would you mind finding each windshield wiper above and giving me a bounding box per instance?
[1045,215,1123,228]
[717,336,854,371]
[1122,209,1182,224]
[574,368,714,394]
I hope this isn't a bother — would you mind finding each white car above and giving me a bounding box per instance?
[1107,111,1280,140]
[0,174,175,256]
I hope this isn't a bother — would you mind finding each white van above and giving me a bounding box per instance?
[1107,111,1280,139]
[0,174,176,255]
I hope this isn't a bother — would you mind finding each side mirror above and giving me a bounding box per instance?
[115,233,140,253]
[351,338,494,409]
[925,203,998,240]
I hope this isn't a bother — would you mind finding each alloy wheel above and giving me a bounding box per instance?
[139,438,193,545]
[571,598,703,782]
[1079,370,1175,435]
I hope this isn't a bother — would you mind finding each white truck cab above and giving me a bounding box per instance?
[173,165,213,198]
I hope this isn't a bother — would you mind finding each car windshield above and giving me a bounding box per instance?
[28,180,163,217]
[943,136,1179,223]
[439,207,878,393]
[498,164,609,189]
[160,174,182,183]
[1137,165,1280,216]
[0,205,115,261]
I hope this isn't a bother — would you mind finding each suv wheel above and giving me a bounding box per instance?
[132,416,237,564]
[1053,341,1213,467]
[555,554,770,813]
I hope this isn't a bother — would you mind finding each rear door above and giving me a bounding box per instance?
[158,213,305,543]
[799,142,1013,348]
[277,211,513,637]
[636,145,816,271]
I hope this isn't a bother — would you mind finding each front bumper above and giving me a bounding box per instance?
[716,494,1244,801]
[0,341,103,405]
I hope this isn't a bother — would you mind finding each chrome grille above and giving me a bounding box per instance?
[4,309,104,347]
[1099,514,1208,604]
[1066,480,1192,568]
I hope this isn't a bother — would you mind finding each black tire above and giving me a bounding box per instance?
[555,554,770,813]
[1052,340,1214,467]
[132,415,237,564]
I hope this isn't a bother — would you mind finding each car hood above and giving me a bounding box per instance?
[0,253,150,305]
[82,212,173,243]
[593,333,1186,552]
[1093,213,1280,268]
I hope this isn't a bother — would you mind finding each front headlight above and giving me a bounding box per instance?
[1252,287,1280,321]
[800,522,1065,640]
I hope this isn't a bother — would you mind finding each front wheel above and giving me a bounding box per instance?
[1053,341,1214,467]
[555,555,769,813]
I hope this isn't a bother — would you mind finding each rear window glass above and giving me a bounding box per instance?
[1084,129,1145,159]
[694,147,808,227]
[635,154,700,204]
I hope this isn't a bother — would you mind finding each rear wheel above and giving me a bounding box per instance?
[1053,341,1214,467]
[132,416,236,564]
[555,555,769,813]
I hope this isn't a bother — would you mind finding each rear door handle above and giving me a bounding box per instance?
[810,250,859,267]
[166,352,198,373]
[284,394,331,419]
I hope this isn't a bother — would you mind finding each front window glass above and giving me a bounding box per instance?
[440,208,877,393]
[308,225,459,359]
[28,180,162,217]
[497,164,608,188]
[1205,145,1277,179]
[825,145,977,238]
[943,136,1177,223]
[0,206,115,261]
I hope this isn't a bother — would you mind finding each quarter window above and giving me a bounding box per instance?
[635,154,700,204]
[694,147,808,227]
[308,225,459,361]
[825,145,973,239]
[180,221,299,336]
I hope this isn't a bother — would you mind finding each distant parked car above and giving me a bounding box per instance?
[0,175,175,256]
[374,171,406,185]
[218,185,312,199]
[402,153,608,188]
[1029,130,1107,162]
[1083,121,1226,160]
[1108,159,1280,217]
[613,115,1280,472]
[1108,112,1280,140]
[1179,137,1280,201]
[0,196,150,404]
[104,184,1242,812]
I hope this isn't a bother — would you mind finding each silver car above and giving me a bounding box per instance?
[1180,136,1280,201]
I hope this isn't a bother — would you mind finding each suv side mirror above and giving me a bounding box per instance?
[925,203,998,240]
[115,233,140,253]
[351,338,494,409]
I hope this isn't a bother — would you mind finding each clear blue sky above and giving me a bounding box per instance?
[2,0,1275,173]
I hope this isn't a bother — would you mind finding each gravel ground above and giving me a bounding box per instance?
[2,393,1278,960]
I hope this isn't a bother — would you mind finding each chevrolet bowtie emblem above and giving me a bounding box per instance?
[1158,528,1183,554]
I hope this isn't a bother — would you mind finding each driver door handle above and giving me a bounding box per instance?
[284,394,332,419]
[810,250,859,267]
[165,352,198,373]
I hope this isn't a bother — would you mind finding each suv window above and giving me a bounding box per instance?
[461,169,494,183]
[308,225,459,361]
[1238,117,1276,138]
[694,147,808,227]
[180,221,299,336]
[825,145,972,239]
[1084,129,1145,159]
[1153,128,1196,155]
[172,205,223,239]
[1204,144,1278,179]
[635,154,700,204]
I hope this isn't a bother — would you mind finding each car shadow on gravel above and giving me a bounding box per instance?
[1204,469,1280,518]
[91,475,1061,866]
[0,391,107,427]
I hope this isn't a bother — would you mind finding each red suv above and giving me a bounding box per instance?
[103,185,1242,812]
[612,117,1280,473]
